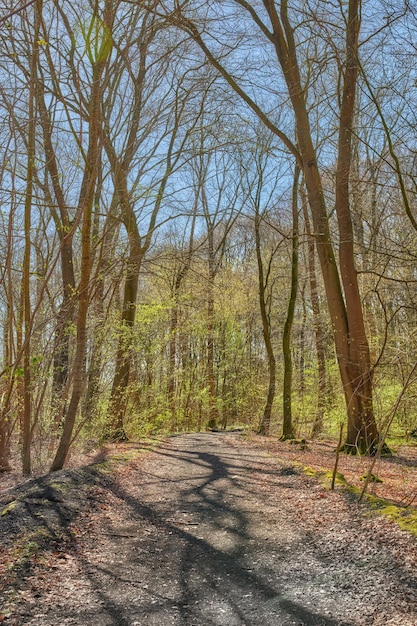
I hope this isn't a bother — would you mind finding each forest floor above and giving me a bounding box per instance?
[0,431,417,625]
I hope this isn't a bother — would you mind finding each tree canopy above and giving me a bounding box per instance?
[1,0,417,472]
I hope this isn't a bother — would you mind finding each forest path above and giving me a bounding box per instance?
[4,432,417,625]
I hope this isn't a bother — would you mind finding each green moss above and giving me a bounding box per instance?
[360,472,383,483]
[368,500,417,537]
[290,463,347,486]
[48,481,64,491]
[18,541,40,560]
[267,448,417,539]
[380,504,401,516]
[1,500,18,516]
[10,534,43,570]
[323,470,347,485]
[303,466,319,477]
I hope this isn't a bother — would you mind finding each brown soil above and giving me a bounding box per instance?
[1,432,417,625]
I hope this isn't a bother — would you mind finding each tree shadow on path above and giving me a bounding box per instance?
[70,434,355,625]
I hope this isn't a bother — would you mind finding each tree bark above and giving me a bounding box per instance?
[262,0,380,453]
[281,165,300,440]
[35,67,76,424]
[0,378,13,472]
[168,214,196,427]
[301,187,327,437]
[107,222,141,439]
[50,12,109,470]
[21,0,41,474]
[334,0,379,452]
[206,223,218,430]
[255,213,276,436]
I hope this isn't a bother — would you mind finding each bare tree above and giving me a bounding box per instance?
[104,25,203,439]
[50,1,113,470]
[164,0,383,453]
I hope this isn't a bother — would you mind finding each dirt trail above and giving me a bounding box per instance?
[2,432,417,625]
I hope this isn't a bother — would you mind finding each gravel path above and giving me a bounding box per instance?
[4,432,417,625]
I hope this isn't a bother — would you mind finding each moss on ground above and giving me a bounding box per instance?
[364,495,417,538]
[264,451,417,540]
[1,500,18,516]
[0,437,165,592]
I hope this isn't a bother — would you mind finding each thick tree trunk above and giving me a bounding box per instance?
[281,166,300,440]
[50,242,76,416]
[301,187,327,437]
[263,0,380,453]
[334,0,379,453]
[84,214,119,420]
[0,380,13,472]
[49,250,76,447]
[0,421,11,472]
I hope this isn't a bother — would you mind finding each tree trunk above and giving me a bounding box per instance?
[107,234,141,440]
[281,165,300,440]
[84,214,119,421]
[50,29,108,470]
[35,61,76,424]
[263,0,381,453]
[301,187,327,437]
[0,379,13,472]
[21,1,41,474]
[1,218,15,472]
[0,420,11,472]
[334,0,379,453]
[206,226,218,430]
[255,213,276,436]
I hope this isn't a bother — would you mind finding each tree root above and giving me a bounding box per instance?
[338,442,391,457]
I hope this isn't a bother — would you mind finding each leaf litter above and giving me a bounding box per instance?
[0,432,416,625]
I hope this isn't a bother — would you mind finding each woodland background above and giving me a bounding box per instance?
[1,0,417,475]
